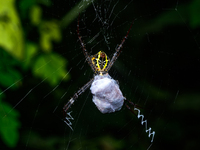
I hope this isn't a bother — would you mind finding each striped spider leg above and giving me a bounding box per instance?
[77,15,97,74]
[63,78,94,113]
[106,21,133,72]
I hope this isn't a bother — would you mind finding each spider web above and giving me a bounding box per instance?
[0,0,200,150]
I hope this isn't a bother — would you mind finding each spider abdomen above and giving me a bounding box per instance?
[90,74,124,113]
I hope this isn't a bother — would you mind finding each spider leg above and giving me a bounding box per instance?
[63,78,94,113]
[124,97,140,116]
[77,15,97,74]
[107,21,133,71]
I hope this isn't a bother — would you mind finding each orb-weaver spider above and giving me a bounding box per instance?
[63,16,136,115]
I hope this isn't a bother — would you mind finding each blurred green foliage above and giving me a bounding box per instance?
[0,48,22,89]
[0,95,20,148]
[0,0,71,147]
[0,0,199,149]
[33,53,69,86]
[0,0,24,60]
[0,47,22,147]
[189,0,200,28]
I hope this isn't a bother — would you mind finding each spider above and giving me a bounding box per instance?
[63,16,136,115]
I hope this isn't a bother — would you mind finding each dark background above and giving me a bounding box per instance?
[0,0,200,149]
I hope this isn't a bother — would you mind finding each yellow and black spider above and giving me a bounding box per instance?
[63,16,136,115]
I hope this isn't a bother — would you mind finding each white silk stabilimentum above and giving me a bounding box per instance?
[90,74,124,113]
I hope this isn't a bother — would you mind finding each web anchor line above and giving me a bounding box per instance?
[63,111,74,131]
[134,108,155,143]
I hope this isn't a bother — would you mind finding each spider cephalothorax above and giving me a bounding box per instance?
[91,51,110,75]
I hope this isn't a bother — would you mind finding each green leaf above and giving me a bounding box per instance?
[39,21,61,52]
[29,5,42,26]
[0,68,22,89]
[0,47,21,67]
[60,0,93,28]
[23,42,38,70]
[32,53,70,86]
[0,0,24,60]
[189,0,200,28]
[0,95,20,148]
[0,89,5,99]
[19,0,36,19]
[0,48,22,89]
